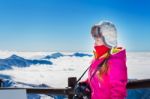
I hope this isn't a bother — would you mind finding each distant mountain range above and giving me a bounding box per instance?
[43,52,92,59]
[0,52,92,70]
[43,52,64,59]
[0,54,52,70]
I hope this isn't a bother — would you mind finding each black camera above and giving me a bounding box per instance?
[73,82,91,99]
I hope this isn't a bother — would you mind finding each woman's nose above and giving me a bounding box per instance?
[94,41,99,46]
[94,42,97,46]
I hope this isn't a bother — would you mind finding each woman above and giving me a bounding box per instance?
[84,21,128,99]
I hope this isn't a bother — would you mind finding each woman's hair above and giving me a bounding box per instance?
[98,51,111,81]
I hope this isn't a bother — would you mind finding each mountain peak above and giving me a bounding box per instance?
[8,54,25,60]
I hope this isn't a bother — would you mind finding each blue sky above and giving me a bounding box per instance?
[0,0,150,52]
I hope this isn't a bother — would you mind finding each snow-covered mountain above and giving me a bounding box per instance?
[0,54,52,70]
[43,52,92,59]
[43,52,64,59]
[71,52,93,57]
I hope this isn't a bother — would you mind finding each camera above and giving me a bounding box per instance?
[73,82,91,99]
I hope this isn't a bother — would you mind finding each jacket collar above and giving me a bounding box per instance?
[93,47,126,59]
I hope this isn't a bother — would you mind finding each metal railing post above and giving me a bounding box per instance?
[0,79,2,87]
[68,77,77,99]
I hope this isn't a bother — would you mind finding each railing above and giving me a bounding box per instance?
[0,77,150,99]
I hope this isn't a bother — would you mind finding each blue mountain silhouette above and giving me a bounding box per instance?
[44,52,64,59]
[0,54,52,70]
[72,52,92,57]
[44,52,92,59]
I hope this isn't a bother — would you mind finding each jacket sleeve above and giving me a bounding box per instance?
[108,57,128,99]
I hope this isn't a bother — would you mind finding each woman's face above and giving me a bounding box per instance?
[91,26,105,46]
[94,37,104,46]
